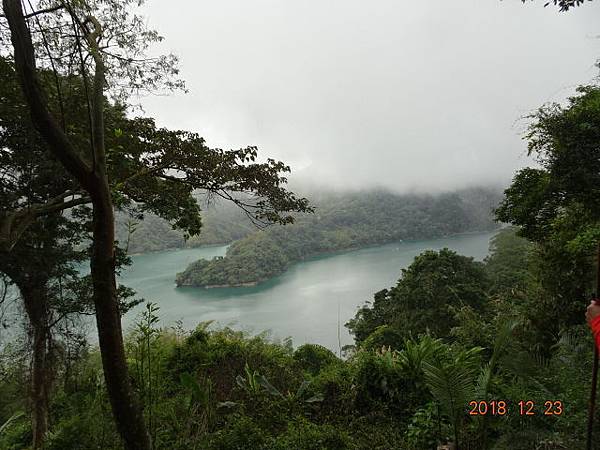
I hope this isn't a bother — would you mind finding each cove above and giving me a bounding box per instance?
[119,231,497,352]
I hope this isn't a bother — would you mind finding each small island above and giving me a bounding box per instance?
[175,187,501,288]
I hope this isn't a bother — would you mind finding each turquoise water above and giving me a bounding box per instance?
[119,231,497,352]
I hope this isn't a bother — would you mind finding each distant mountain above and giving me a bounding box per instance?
[115,199,255,254]
[175,186,503,288]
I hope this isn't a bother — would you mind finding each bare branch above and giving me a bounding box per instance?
[24,4,64,19]
[0,193,90,252]
[0,4,64,18]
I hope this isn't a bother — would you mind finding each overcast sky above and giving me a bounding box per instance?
[139,0,600,193]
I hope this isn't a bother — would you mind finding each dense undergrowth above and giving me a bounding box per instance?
[1,228,596,449]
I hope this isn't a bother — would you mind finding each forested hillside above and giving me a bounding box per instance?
[115,199,255,254]
[175,187,502,287]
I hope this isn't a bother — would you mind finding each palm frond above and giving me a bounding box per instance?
[423,353,478,418]
[476,319,519,398]
[397,335,444,377]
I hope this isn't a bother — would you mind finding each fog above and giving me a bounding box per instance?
[140,0,600,193]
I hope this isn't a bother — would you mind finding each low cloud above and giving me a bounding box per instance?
[141,0,600,192]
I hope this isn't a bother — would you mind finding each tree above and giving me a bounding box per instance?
[496,85,600,339]
[0,55,91,447]
[1,216,94,449]
[347,248,490,346]
[484,226,533,296]
[1,2,310,449]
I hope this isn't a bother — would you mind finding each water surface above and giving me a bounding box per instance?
[119,231,496,351]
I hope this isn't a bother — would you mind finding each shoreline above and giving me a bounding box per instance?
[175,227,500,289]
[128,242,230,257]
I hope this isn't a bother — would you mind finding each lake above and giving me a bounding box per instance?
[119,230,497,352]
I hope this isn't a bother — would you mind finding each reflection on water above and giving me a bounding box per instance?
[119,231,497,352]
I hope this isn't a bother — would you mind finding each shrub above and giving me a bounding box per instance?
[45,413,121,450]
[352,349,425,421]
[294,344,339,375]
[167,327,301,403]
[0,419,30,450]
[166,323,211,378]
[404,402,440,450]
[361,325,405,351]
[271,419,356,450]
[309,363,355,421]
[206,415,269,450]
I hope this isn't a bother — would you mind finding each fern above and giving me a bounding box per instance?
[0,411,24,436]
[423,347,481,447]
[476,319,519,398]
[397,335,444,379]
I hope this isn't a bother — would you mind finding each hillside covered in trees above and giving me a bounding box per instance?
[175,187,501,287]
[115,199,255,254]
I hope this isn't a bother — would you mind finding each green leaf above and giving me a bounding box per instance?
[0,411,24,436]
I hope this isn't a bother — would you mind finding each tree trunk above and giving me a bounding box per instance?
[2,1,152,448]
[90,187,151,450]
[20,284,51,450]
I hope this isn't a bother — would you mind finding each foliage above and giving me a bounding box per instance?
[293,344,340,375]
[2,0,596,448]
[496,85,600,344]
[0,220,595,450]
[114,202,254,254]
[521,0,593,11]
[206,415,269,450]
[422,346,481,446]
[0,182,592,450]
[361,325,406,352]
[347,248,490,345]
[0,411,25,437]
[1,39,598,448]
[352,347,428,421]
[130,302,161,440]
[270,419,355,450]
[484,227,534,296]
[404,402,439,450]
[0,4,311,444]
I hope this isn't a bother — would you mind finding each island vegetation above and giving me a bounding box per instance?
[175,188,502,287]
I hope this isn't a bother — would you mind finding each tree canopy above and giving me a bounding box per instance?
[496,85,600,334]
[347,248,490,346]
